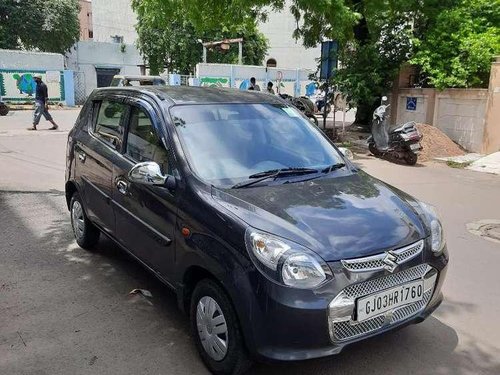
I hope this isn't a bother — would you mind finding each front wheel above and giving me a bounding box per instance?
[190,279,252,375]
[70,192,100,249]
[369,143,381,156]
[405,152,418,165]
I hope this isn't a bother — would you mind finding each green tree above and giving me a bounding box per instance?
[132,0,268,75]
[411,0,500,89]
[133,0,499,125]
[0,0,79,54]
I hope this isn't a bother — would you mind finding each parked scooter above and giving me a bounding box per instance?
[313,90,333,117]
[367,96,423,165]
[278,93,318,126]
[0,97,9,116]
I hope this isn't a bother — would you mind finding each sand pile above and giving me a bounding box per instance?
[416,123,465,162]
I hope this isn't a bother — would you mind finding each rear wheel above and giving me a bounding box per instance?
[405,152,418,165]
[70,192,100,249]
[0,104,9,116]
[190,279,252,375]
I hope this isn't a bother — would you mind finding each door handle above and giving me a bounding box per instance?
[116,180,129,195]
[78,151,86,162]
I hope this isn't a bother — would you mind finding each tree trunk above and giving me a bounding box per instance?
[353,97,380,131]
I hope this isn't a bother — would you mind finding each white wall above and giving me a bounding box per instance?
[433,90,488,152]
[396,94,430,125]
[258,0,321,70]
[91,0,138,44]
[0,49,64,70]
[66,41,143,98]
[393,87,489,152]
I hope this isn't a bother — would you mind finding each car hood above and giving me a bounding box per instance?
[211,171,426,261]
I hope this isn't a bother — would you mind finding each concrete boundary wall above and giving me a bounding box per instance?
[196,63,315,97]
[391,58,500,153]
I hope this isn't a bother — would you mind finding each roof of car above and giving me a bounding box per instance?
[113,75,165,80]
[96,86,285,105]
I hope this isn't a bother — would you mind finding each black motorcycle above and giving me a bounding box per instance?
[0,98,9,116]
[278,93,318,126]
[367,97,423,165]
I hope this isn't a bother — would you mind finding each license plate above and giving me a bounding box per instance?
[410,143,421,150]
[356,280,423,322]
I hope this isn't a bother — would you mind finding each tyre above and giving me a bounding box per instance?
[70,192,100,249]
[190,279,252,375]
[369,143,381,156]
[0,104,9,116]
[405,152,418,165]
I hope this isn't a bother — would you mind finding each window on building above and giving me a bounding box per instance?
[111,35,124,44]
[266,58,277,68]
[88,30,93,39]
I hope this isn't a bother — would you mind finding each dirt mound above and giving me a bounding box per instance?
[416,123,465,162]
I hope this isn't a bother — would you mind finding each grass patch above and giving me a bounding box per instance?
[446,160,472,169]
[336,140,352,148]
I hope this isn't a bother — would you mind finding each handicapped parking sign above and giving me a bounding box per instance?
[406,97,417,111]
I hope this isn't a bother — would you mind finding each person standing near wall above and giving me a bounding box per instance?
[266,82,275,94]
[248,77,261,91]
[28,74,58,131]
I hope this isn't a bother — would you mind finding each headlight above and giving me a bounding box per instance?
[245,229,331,289]
[419,202,445,254]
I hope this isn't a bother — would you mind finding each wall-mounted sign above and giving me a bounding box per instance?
[406,97,417,111]
[320,41,338,80]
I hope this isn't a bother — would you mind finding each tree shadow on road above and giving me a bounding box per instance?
[2,191,499,375]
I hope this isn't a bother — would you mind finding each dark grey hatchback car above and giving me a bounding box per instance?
[66,86,449,374]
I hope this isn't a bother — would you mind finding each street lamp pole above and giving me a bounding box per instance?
[238,41,242,65]
[201,38,244,65]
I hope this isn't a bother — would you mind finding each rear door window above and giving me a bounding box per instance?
[93,100,127,150]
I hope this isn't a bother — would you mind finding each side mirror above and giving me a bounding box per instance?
[128,162,176,189]
[381,96,388,102]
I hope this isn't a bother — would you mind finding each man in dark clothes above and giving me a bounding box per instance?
[247,77,261,91]
[28,74,58,130]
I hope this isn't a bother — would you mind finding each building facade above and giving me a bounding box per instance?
[257,1,321,71]
[78,0,93,41]
[91,0,138,44]
[83,0,320,70]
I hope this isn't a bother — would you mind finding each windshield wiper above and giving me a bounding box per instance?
[232,167,319,189]
[321,163,346,174]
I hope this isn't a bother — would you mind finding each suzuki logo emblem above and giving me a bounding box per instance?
[383,251,398,273]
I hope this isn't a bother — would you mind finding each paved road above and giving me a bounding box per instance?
[1,110,500,375]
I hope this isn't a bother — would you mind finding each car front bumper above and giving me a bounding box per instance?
[242,245,449,362]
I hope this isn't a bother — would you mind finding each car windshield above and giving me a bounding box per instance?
[170,103,344,187]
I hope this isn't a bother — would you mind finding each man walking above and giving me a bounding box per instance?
[28,74,58,130]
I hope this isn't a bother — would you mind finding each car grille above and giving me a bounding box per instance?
[329,264,436,343]
[332,290,433,342]
[341,240,424,273]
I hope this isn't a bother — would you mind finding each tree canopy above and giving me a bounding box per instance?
[132,0,268,75]
[133,0,499,124]
[411,0,500,89]
[0,0,80,54]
